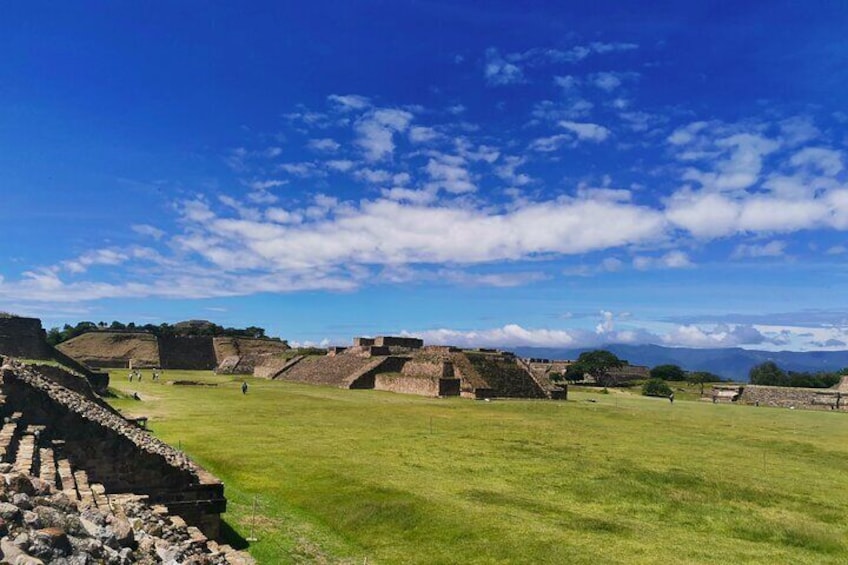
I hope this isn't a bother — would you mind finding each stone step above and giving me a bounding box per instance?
[13,432,36,475]
[0,421,21,464]
[74,468,97,509]
[91,482,109,511]
[56,457,78,501]
[38,447,56,487]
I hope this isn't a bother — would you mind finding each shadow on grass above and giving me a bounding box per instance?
[220,519,249,550]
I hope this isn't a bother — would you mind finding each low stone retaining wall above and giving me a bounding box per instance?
[401,360,454,379]
[739,384,847,410]
[374,374,460,397]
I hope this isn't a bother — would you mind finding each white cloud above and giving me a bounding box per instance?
[591,72,622,91]
[484,48,525,86]
[62,249,130,274]
[355,168,394,184]
[132,224,165,240]
[424,154,476,194]
[558,121,611,142]
[731,240,786,259]
[789,147,843,176]
[354,108,414,161]
[553,75,580,90]
[529,134,570,152]
[409,126,440,144]
[415,324,578,348]
[326,160,355,172]
[327,94,371,111]
[171,193,666,273]
[308,138,341,152]
[779,116,820,146]
[662,324,773,348]
[494,156,532,186]
[632,251,693,270]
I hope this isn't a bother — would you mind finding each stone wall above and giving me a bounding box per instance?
[401,360,454,379]
[0,361,226,537]
[373,336,423,349]
[740,384,847,410]
[29,364,116,413]
[158,336,217,370]
[347,356,409,389]
[373,374,460,397]
[0,316,52,360]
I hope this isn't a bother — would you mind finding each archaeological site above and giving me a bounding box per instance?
[0,315,254,564]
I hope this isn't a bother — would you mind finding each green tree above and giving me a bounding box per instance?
[642,378,673,398]
[749,361,788,386]
[556,350,626,389]
[687,371,721,396]
[650,364,686,381]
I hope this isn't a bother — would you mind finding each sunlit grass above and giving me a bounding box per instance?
[108,369,848,564]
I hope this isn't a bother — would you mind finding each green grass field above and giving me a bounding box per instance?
[107,370,848,564]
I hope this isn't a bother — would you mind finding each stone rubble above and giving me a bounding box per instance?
[0,469,244,564]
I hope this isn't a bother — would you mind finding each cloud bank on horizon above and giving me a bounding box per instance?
[1,2,847,351]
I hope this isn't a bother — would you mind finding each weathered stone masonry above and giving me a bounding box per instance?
[0,361,226,538]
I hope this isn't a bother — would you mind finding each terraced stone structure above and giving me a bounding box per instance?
[0,358,241,559]
[57,330,289,372]
[257,336,565,399]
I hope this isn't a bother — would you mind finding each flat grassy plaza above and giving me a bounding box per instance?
[108,371,848,564]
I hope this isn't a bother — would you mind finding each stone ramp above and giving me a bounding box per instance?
[465,352,547,399]
[257,354,305,379]
[833,376,848,393]
[275,355,380,387]
[516,358,566,399]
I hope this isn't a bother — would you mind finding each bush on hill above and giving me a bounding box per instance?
[642,378,673,398]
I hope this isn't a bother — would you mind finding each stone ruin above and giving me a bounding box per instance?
[0,357,253,564]
[55,328,289,373]
[739,383,848,411]
[255,336,567,400]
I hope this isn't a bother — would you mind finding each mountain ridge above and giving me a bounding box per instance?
[511,344,848,381]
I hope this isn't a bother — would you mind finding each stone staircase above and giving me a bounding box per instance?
[0,400,254,563]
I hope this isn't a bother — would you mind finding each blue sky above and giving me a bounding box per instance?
[2,1,848,351]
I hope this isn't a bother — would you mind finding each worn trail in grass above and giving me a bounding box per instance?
[109,371,848,564]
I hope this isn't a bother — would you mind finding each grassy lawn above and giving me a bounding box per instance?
[108,370,848,564]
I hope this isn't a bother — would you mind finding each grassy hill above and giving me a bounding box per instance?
[108,370,848,564]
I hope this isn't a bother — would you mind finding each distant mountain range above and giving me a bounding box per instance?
[511,344,848,381]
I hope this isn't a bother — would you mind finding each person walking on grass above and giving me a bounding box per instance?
[669,392,674,404]
[241,381,248,395]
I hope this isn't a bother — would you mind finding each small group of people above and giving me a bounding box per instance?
[128,368,163,382]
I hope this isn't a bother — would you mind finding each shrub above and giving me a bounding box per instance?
[642,378,673,398]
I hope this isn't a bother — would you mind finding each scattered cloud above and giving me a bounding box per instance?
[558,121,611,142]
[132,224,165,240]
[484,48,526,86]
[308,138,341,152]
[354,108,414,161]
[731,240,787,259]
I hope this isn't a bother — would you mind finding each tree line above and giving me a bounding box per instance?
[46,320,273,346]
[548,351,723,393]
[748,361,846,388]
